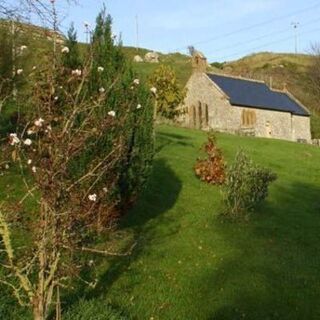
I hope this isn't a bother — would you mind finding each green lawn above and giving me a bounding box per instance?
[81,125,320,319]
[1,125,320,319]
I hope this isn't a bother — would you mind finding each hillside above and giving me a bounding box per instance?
[0,20,319,137]
[2,125,320,319]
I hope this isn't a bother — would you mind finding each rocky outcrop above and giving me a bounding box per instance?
[133,55,144,62]
[144,52,159,63]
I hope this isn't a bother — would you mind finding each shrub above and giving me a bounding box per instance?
[149,65,186,120]
[210,62,225,69]
[222,150,277,218]
[194,132,225,185]
[0,7,154,319]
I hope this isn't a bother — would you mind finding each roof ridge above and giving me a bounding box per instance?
[207,72,266,84]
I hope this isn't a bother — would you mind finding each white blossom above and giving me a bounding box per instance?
[150,87,157,94]
[97,66,104,73]
[103,187,108,193]
[34,118,44,127]
[9,133,20,145]
[27,129,34,135]
[88,259,94,266]
[32,166,37,173]
[133,79,140,85]
[23,139,32,146]
[71,69,82,76]
[88,194,97,202]
[54,96,59,101]
[99,87,105,94]
[61,46,70,53]
[5,164,9,170]
[32,66,37,70]
[136,104,142,109]
[108,110,116,117]
[20,45,27,51]
[27,159,32,165]
[16,69,23,75]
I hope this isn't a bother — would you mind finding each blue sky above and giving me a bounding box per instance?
[57,0,320,62]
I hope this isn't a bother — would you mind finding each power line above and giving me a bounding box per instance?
[209,17,320,58]
[172,1,320,52]
[213,25,320,61]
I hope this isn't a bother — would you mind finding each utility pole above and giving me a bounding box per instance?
[84,22,91,44]
[135,14,139,52]
[291,22,299,54]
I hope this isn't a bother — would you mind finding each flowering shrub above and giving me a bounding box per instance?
[194,132,226,185]
[0,7,154,320]
[222,150,277,219]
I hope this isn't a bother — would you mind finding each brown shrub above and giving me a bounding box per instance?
[194,132,226,185]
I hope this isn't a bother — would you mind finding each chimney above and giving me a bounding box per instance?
[192,51,207,73]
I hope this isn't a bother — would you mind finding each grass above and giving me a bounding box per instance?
[1,126,320,319]
[59,125,320,319]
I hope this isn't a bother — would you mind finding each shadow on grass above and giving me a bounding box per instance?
[204,181,320,320]
[62,158,182,316]
[156,131,194,154]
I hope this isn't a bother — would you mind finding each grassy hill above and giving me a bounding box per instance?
[1,125,320,319]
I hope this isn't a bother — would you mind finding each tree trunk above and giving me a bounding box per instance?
[33,300,45,320]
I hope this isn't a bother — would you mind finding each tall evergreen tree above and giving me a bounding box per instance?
[62,22,82,70]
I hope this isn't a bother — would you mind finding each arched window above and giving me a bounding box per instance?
[198,101,202,128]
[205,104,209,126]
[192,106,196,127]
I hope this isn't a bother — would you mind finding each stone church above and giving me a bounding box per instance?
[178,52,311,142]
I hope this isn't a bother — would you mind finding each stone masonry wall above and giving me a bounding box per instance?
[178,72,311,142]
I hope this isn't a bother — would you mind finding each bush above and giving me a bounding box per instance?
[210,62,225,69]
[63,299,129,320]
[149,65,186,120]
[222,150,277,218]
[194,132,226,185]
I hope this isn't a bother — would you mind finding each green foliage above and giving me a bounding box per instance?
[149,64,186,119]
[62,23,82,70]
[210,61,225,69]
[222,150,277,219]
[311,114,320,139]
[0,101,19,138]
[63,299,129,320]
[0,25,12,93]
[72,8,154,209]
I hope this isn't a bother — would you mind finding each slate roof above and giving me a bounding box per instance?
[206,73,309,116]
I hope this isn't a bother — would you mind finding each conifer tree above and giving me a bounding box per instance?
[62,22,82,70]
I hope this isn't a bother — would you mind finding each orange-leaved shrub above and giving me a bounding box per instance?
[194,132,225,185]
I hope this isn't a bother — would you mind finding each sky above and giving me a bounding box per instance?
[54,0,320,62]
